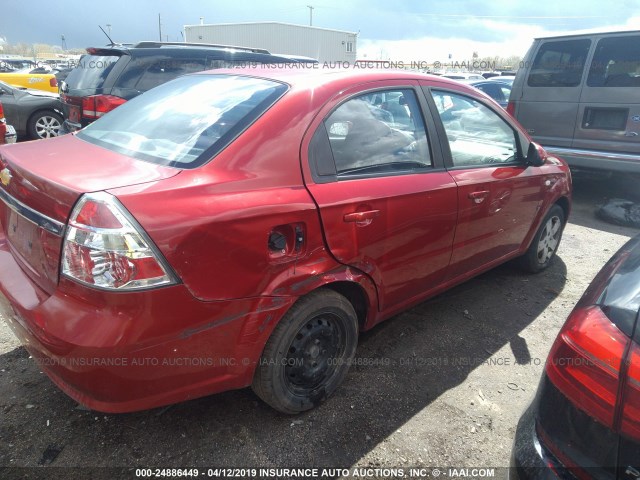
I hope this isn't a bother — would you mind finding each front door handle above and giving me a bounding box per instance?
[343,210,380,226]
[468,190,490,204]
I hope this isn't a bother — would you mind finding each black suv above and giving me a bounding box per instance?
[59,41,313,132]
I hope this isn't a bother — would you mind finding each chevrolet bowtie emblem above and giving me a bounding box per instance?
[0,168,12,187]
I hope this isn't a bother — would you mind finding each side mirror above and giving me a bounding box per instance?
[526,142,545,167]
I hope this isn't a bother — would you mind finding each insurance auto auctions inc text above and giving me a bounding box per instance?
[137,467,497,479]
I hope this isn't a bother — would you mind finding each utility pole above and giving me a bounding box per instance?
[158,14,162,42]
[307,5,314,26]
[106,24,111,36]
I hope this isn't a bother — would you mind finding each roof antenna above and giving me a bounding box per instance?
[99,25,115,46]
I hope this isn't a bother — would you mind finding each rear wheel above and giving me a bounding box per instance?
[252,289,358,414]
[519,204,565,273]
[28,110,63,139]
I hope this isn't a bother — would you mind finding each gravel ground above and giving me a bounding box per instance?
[0,172,638,480]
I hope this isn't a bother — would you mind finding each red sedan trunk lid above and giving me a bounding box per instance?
[0,134,180,294]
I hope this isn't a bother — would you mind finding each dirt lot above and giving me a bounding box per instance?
[0,172,638,480]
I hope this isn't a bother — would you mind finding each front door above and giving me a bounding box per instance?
[427,89,546,280]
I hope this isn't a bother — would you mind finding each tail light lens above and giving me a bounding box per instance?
[49,77,58,88]
[81,95,126,119]
[506,100,516,117]
[621,344,640,441]
[545,305,628,428]
[62,192,177,290]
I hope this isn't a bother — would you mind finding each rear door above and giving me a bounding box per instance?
[573,33,640,160]
[425,87,547,280]
[515,38,591,147]
[302,81,458,312]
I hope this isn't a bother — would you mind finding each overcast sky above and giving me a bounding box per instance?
[2,0,640,60]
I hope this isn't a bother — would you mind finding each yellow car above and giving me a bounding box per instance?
[0,73,58,93]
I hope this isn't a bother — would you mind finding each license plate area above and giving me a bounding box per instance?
[4,206,62,293]
[68,105,81,124]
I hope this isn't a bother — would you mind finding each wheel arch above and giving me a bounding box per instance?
[554,196,570,225]
[323,281,370,330]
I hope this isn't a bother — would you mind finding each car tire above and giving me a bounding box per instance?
[252,289,358,414]
[519,204,565,273]
[27,110,63,139]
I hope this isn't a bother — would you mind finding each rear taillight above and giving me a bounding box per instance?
[49,77,57,88]
[81,95,126,120]
[621,343,640,441]
[506,100,516,117]
[545,305,628,428]
[62,192,177,290]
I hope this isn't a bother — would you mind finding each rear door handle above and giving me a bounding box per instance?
[468,191,490,204]
[343,210,380,226]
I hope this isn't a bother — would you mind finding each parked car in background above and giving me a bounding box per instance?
[52,67,73,83]
[512,234,640,479]
[509,29,640,174]
[0,69,571,415]
[490,75,515,86]
[0,59,34,73]
[442,72,485,80]
[59,41,319,133]
[0,81,62,140]
[464,79,512,108]
[0,70,58,93]
[0,101,17,145]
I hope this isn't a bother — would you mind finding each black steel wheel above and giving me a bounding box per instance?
[252,289,358,414]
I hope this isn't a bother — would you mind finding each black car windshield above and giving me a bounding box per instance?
[77,74,288,168]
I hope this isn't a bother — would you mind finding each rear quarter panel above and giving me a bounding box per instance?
[109,85,342,302]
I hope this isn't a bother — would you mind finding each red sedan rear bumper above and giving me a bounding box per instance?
[0,234,295,413]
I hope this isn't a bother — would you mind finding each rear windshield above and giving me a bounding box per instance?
[77,74,288,168]
[64,54,121,90]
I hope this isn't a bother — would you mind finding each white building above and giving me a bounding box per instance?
[183,22,357,63]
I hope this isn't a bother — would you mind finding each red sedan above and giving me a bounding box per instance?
[0,69,571,414]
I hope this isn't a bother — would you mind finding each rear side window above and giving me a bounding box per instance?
[77,74,288,168]
[587,36,640,87]
[64,54,121,90]
[321,89,432,177]
[527,39,591,87]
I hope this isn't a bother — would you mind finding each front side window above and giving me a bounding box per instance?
[527,39,591,87]
[431,91,518,167]
[77,74,288,168]
[322,89,431,177]
[587,36,640,87]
